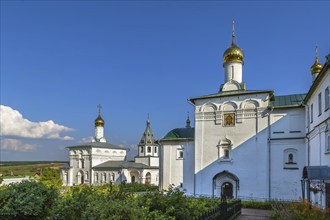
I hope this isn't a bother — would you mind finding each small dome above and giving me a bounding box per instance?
[95,114,104,127]
[223,43,244,64]
[310,57,322,74]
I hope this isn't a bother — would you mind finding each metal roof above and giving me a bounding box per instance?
[66,142,126,150]
[93,160,157,169]
[189,90,274,104]
[303,166,330,180]
[161,127,194,141]
[271,94,306,108]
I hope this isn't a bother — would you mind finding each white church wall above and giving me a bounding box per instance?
[182,141,195,195]
[91,148,126,167]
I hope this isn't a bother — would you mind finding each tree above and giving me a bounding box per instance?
[39,168,62,188]
[0,180,58,220]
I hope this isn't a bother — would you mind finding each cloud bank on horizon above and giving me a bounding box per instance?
[0,105,74,152]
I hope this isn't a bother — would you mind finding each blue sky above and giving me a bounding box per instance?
[1,1,329,161]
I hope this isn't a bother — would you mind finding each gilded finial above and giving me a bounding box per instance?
[147,113,150,125]
[95,104,104,127]
[232,20,235,45]
[310,44,322,74]
[97,104,102,115]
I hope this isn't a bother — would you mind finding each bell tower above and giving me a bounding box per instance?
[92,104,107,143]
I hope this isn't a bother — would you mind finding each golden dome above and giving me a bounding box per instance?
[310,57,322,74]
[223,21,244,64]
[223,42,244,64]
[310,45,323,74]
[95,114,104,127]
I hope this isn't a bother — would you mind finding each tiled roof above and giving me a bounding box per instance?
[161,127,194,141]
[271,94,306,107]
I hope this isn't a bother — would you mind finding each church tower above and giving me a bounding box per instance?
[220,21,245,92]
[310,45,323,81]
[92,104,107,143]
[135,116,159,167]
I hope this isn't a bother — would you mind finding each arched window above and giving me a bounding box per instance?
[154,147,157,154]
[284,149,298,169]
[131,176,135,183]
[145,172,151,184]
[147,147,151,153]
[140,146,144,153]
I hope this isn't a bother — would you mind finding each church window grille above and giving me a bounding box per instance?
[147,146,151,153]
[318,93,322,116]
[325,87,329,111]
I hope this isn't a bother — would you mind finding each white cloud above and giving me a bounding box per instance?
[0,105,74,140]
[80,136,94,143]
[0,138,37,152]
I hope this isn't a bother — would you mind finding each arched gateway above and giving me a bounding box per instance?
[213,171,239,198]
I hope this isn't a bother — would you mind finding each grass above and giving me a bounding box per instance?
[0,161,67,177]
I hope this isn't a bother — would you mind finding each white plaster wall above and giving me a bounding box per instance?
[160,143,184,190]
[224,62,243,83]
[91,148,126,167]
[183,141,195,195]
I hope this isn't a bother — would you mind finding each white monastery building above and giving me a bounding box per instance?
[159,24,329,208]
[61,108,159,186]
[62,24,329,209]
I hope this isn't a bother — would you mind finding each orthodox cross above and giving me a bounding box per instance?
[97,104,102,114]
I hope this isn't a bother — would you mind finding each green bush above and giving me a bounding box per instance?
[0,180,58,220]
[242,200,273,210]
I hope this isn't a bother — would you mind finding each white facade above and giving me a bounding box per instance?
[159,33,329,206]
[303,55,330,209]
[61,114,159,186]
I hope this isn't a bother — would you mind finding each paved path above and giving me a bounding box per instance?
[237,208,272,220]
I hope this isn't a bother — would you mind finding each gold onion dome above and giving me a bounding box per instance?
[310,46,322,74]
[223,21,244,64]
[95,104,105,127]
[223,43,244,64]
[95,114,104,127]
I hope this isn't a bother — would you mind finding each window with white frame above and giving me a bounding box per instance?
[325,87,329,111]
[318,93,322,116]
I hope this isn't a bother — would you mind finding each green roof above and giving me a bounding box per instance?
[66,142,126,150]
[189,90,274,104]
[94,160,157,169]
[161,127,194,141]
[271,94,306,108]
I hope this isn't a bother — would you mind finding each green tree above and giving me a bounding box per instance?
[0,180,58,220]
[39,168,62,188]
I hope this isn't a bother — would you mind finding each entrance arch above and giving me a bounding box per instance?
[213,170,239,198]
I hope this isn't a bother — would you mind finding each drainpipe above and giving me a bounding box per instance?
[267,106,274,200]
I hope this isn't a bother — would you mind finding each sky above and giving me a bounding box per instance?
[1,0,329,161]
